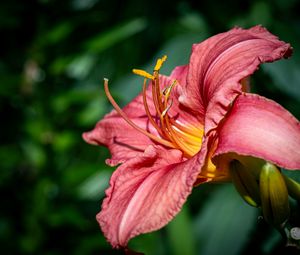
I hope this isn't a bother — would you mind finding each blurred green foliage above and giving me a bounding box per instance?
[1,0,300,254]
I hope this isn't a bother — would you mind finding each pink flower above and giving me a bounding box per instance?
[83,26,300,249]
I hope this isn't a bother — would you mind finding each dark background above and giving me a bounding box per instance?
[1,0,300,254]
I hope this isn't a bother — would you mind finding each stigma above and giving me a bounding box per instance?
[104,56,203,158]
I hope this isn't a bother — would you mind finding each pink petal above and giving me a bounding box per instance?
[215,93,300,169]
[82,113,156,166]
[168,65,204,126]
[97,143,208,248]
[180,25,292,134]
[170,65,188,87]
[83,74,202,165]
[83,80,163,165]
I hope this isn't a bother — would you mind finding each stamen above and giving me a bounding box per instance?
[149,77,174,142]
[170,119,203,138]
[154,74,165,110]
[164,114,196,157]
[163,80,177,97]
[162,99,173,117]
[171,131,201,151]
[154,55,167,71]
[132,69,154,80]
[153,78,175,143]
[172,127,202,146]
[103,78,175,149]
[105,55,205,160]
[162,81,176,117]
[142,78,164,137]
[152,79,163,115]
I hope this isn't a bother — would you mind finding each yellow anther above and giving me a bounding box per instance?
[154,55,167,71]
[132,69,154,80]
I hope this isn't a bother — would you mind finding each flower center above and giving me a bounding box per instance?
[104,56,203,158]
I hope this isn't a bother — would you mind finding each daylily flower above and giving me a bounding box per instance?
[83,26,300,249]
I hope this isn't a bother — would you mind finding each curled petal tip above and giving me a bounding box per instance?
[82,131,98,145]
[183,25,293,133]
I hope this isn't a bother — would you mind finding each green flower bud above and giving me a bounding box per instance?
[259,163,290,228]
[229,160,261,207]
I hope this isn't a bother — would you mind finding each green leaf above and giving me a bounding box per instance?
[113,32,207,103]
[249,2,271,26]
[282,169,300,183]
[77,170,111,200]
[263,59,300,101]
[66,54,97,79]
[179,12,208,33]
[52,131,77,152]
[129,231,165,255]
[51,86,101,113]
[193,185,257,255]
[77,95,107,126]
[44,21,73,45]
[85,18,147,53]
[261,228,281,254]
[166,205,196,255]
[21,141,46,169]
